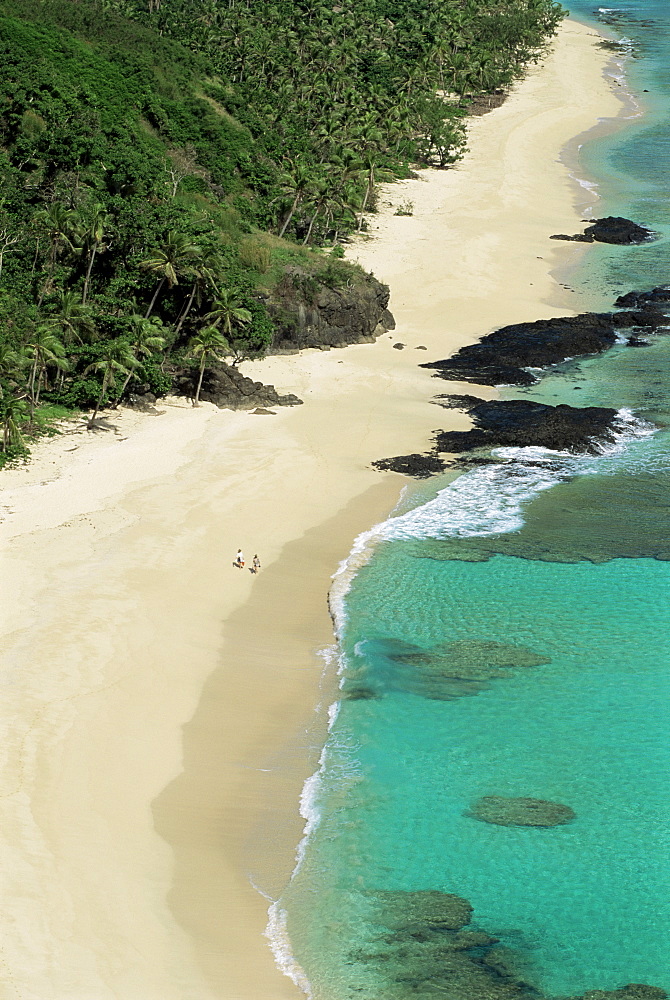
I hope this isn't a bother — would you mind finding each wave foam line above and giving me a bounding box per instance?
[266,903,314,998]
[335,410,656,562]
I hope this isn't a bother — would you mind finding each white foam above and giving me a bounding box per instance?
[330,410,657,562]
[266,903,313,998]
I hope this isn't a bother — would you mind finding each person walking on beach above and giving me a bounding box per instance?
[251,554,261,574]
[234,548,244,569]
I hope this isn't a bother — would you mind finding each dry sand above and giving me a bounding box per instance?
[0,19,627,1000]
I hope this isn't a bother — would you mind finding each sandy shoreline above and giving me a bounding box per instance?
[0,19,626,1000]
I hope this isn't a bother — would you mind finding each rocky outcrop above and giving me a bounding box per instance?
[421,307,666,386]
[125,391,160,413]
[434,397,620,454]
[551,216,655,244]
[261,265,394,350]
[372,451,447,478]
[173,361,302,409]
[615,285,670,309]
[373,398,621,477]
[467,796,576,827]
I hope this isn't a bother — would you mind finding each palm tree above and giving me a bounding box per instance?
[0,343,25,399]
[34,204,78,306]
[276,165,317,239]
[25,327,68,420]
[1,395,28,453]
[47,290,96,345]
[84,340,137,428]
[187,326,229,406]
[204,288,252,338]
[140,231,202,318]
[115,316,166,404]
[173,243,224,339]
[80,204,109,305]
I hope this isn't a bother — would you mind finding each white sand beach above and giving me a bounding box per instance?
[0,19,626,1000]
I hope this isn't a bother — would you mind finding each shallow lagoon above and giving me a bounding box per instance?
[278,2,670,996]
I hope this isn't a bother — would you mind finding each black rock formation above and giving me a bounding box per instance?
[434,397,620,454]
[262,265,395,350]
[125,391,159,413]
[421,308,665,386]
[371,451,447,478]
[615,285,670,309]
[551,216,655,244]
[173,361,303,409]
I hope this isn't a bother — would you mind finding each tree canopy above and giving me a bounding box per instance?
[0,0,564,464]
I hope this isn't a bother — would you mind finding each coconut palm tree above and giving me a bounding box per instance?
[34,204,79,306]
[0,343,25,399]
[115,316,166,404]
[25,327,69,420]
[47,290,96,345]
[84,340,137,428]
[173,243,224,339]
[79,204,109,305]
[187,326,229,406]
[1,395,27,453]
[140,231,202,318]
[276,165,317,239]
[204,288,252,339]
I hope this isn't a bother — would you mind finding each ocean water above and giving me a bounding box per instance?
[271,4,670,998]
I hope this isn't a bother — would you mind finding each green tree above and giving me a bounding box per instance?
[173,243,225,339]
[46,290,97,345]
[115,315,166,403]
[140,232,202,318]
[204,288,252,338]
[276,165,317,239]
[188,326,229,406]
[84,340,137,428]
[34,204,79,306]
[1,395,28,454]
[79,204,109,306]
[25,327,68,419]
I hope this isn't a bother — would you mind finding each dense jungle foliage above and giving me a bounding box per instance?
[0,0,564,463]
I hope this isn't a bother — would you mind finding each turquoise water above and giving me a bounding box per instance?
[275,5,670,998]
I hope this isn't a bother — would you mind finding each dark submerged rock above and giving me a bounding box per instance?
[174,361,302,409]
[575,988,668,1000]
[551,217,655,245]
[342,686,379,701]
[348,886,665,1000]
[468,796,576,827]
[341,638,549,703]
[435,397,620,454]
[374,890,473,932]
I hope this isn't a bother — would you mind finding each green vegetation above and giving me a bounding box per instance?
[0,0,564,465]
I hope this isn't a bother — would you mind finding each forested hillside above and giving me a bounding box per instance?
[0,0,564,463]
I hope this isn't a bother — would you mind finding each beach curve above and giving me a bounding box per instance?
[0,18,626,1000]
